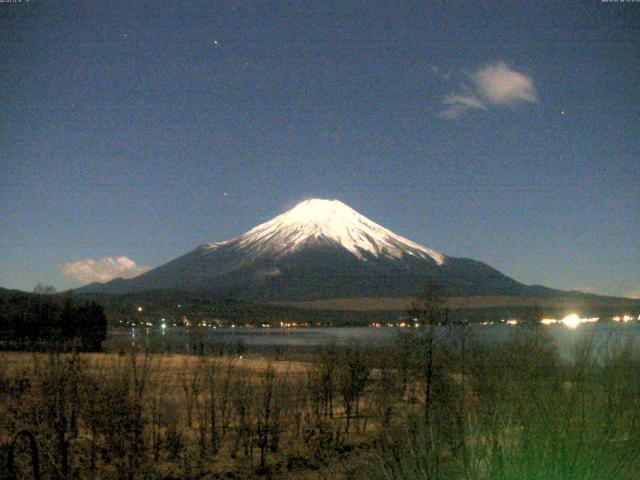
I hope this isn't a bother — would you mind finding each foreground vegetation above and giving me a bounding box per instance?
[0,292,107,351]
[1,325,639,479]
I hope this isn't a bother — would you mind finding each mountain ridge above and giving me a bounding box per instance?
[76,199,634,305]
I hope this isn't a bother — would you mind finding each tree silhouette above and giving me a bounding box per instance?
[0,292,107,351]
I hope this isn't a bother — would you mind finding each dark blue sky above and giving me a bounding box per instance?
[1,1,638,297]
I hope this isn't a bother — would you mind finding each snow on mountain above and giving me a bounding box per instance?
[74,198,548,300]
[76,198,640,306]
[201,199,445,264]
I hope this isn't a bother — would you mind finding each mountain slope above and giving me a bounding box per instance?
[76,199,579,301]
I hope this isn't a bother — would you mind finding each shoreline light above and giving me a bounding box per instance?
[557,314,599,329]
[561,314,581,329]
[541,315,601,328]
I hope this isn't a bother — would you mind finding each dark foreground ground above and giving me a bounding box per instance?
[1,326,640,479]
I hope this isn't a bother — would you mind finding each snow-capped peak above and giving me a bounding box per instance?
[204,199,445,264]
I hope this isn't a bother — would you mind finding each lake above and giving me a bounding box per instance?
[105,320,640,359]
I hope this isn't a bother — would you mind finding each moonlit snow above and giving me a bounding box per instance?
[202,199,445,264]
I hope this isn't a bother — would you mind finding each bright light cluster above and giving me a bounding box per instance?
[561,314,581,329]
[540,314,600,328]
[612,315,635,323]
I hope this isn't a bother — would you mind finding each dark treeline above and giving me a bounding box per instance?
[73,287,640,328]
[0,291,107,351]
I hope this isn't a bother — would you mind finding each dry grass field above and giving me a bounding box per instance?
[2,327,640,479]
[1,351,312,376]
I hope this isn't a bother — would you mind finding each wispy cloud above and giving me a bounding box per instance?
[440,92,486,119]
[439,61,537,119]
[60,256,150,284]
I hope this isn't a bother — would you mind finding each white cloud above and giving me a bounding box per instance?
[60,256,150,284]
[439,61,537,119]
[472,62,537,105]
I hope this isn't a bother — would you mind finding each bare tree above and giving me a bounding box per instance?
[409,283,448,428]
[336,343,371,433]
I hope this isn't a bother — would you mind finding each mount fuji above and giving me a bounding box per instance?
[78,199,557,301]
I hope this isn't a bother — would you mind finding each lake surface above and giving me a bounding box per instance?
[105,321,640,359]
